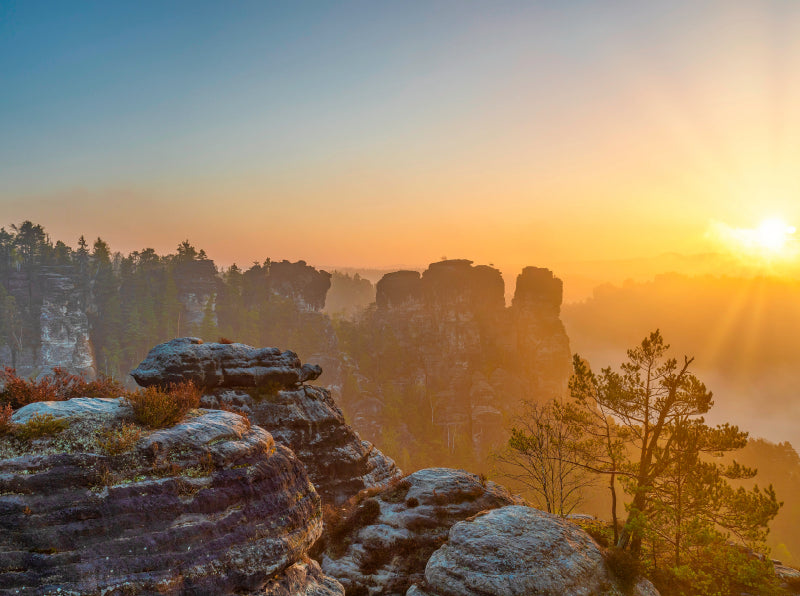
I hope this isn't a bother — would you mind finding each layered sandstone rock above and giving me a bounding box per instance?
[130,337,322,389]
[320,468,519,595]
[0,398,342,595]
[408,505,659,596]
[134,339,400,505]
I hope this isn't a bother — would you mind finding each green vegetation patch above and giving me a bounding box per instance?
[14,414,68,440]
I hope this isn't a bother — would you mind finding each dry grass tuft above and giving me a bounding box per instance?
[14,413,69,440]
[97,423,143,455]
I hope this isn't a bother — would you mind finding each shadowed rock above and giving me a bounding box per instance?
[0,398,342,595]
[320,468,518,595]
[512,266,563,315]
[130,337,322,389]
[201,384,401,506]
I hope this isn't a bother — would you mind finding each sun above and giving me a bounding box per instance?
[753,217,797,254]
[708,217,799,263]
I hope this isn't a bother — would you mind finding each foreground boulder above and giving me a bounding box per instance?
[319,468,519,595]
[0,398,343,595]
[408,505,659,596]
[134,338,401,505]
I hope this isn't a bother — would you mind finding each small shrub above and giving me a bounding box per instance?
[0,403,13,435]
[604,547,641,591]
[97,423,142,455]
[15,414,68,440]
[128,381,200,429]
[382,477,411,503]
[94,464,115,489]
[185,452,216,478]
[72,373,126,399]
[405,496,419,508]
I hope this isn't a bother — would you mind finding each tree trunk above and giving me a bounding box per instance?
[610,471,619,544]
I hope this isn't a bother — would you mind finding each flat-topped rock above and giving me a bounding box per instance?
[10,397,129,424]
[130,337,322,389]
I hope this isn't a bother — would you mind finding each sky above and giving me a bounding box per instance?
[2,1,800,270]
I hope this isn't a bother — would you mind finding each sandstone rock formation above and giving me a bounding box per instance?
[408,505,659,596]
[341,260,572,469]
[0,397,343,595]
[0,267,94,377]
[319,468,519,595]
[133,338,400,505]
[130,337,322,389]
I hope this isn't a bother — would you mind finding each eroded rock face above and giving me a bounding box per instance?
[135,338,400,505]
[409,505,659,596]
[0,398,342,595]
[0,267,95,378]
[320,468,519,596]
[130,337,322,389]
[201,384,400,506]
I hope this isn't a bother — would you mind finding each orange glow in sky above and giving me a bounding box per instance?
[2,3,800,272]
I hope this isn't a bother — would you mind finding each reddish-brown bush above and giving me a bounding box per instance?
[0,367,125,409]
[127,381,200,429]
[0,403,13,435]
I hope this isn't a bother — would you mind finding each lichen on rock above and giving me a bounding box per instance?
[320,468,519,596]
[409,505,659,596]
[0,397,342,595]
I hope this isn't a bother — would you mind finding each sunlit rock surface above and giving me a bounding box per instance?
[136,338,400,505]
[320,468,518,595]
[408,505,659,596]
[343,260,572,466]
[0,398,342,595]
